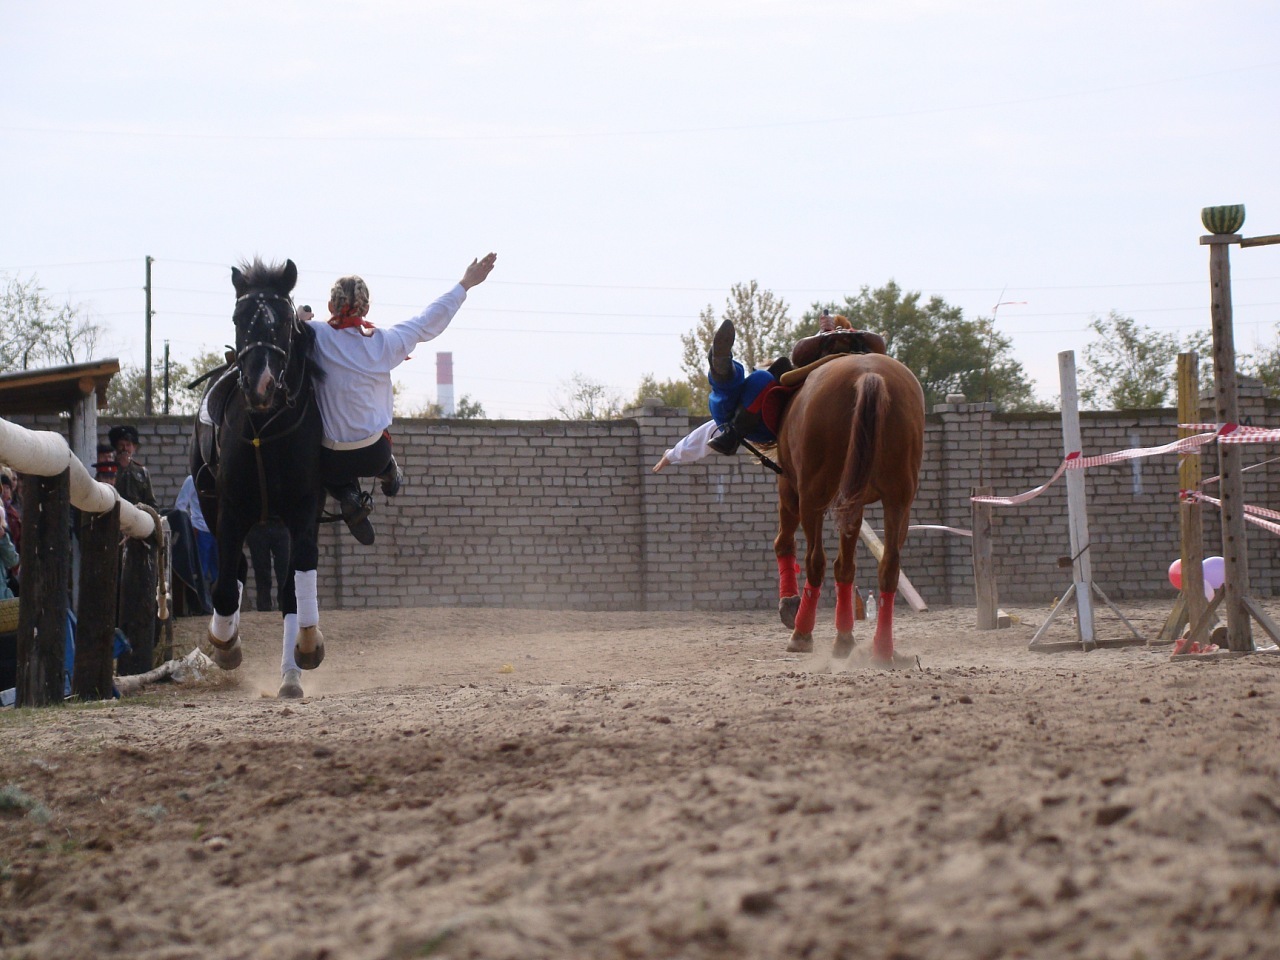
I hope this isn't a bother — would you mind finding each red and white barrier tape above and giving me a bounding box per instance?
[971,430,1221,506]
[1184,490,1280,538]
[1179,422,1280,444]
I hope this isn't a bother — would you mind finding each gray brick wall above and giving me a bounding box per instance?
[10,385,1280,611]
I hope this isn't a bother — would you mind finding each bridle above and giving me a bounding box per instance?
[234,291,301,408]
[231,289,312,524]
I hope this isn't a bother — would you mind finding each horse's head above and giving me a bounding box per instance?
[230,258,300,411]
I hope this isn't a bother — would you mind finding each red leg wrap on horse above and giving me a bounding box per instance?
[795,583,821,633]
[873,591,896,659]
[777,555,799,597]
[835,582,855,632]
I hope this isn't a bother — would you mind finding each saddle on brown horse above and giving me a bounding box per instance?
[789,329,887,368]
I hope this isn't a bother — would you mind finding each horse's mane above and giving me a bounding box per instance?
[235,257,292,291]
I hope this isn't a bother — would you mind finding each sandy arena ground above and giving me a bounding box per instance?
[1,598,1279,960]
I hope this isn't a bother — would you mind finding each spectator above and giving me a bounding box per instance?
[0,506,17,600]
[108,425,157,508]
[1,469,20,556]
[94,443,117,486]
[173,475,217,596]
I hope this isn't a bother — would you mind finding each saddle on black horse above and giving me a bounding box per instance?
[190,363,240,525]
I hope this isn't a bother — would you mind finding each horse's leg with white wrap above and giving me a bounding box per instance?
[293,569,325,670]
[277,614,304,698]
[207,581,245,670]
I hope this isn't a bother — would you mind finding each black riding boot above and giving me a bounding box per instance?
[708,405,763,456]
[708,319,736,383]
[329,483,375,545]
[378,456,403,497]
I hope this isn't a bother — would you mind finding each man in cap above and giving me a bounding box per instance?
[108,425,157,508]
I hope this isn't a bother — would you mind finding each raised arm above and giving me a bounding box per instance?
[461,253,497,290]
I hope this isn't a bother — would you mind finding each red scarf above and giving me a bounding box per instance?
[329,309,376,337]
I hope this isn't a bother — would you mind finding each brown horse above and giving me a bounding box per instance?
[774,353,925,665]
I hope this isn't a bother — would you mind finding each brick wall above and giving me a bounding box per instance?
[11,385,1280,611]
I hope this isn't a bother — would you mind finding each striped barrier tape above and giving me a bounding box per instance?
[1184,490,1280,539]
[971,429,1223,506]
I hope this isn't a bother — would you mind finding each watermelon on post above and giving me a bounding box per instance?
[1201,204,1245,235]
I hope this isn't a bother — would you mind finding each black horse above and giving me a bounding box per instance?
[191,258,327,690]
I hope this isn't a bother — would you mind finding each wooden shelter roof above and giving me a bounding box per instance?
[0,359,120,416]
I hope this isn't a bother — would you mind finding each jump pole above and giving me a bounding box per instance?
[1029,351,1143,651]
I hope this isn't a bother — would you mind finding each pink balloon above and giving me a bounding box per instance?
[1169,557,1217,599]
[1204,556,1226,591]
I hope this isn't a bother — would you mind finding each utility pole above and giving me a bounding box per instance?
[144,255,154,415]
[163,340,171,415]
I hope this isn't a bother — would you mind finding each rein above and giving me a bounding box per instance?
[742,439,784,475]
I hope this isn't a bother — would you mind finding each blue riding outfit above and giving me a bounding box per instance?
[708,361,779,445]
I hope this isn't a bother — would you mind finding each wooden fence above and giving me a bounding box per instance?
[0,416,167,707]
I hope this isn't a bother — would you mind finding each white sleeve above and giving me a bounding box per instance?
[376,284,468,365]
[663,419,720,466]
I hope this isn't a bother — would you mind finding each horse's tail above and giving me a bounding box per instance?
[836,370,888,535]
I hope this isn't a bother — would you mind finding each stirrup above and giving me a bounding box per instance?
[340,491,375,545]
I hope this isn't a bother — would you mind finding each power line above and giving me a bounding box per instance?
[5,61,1276,143]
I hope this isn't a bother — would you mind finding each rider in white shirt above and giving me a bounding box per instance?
[305,253,496,545]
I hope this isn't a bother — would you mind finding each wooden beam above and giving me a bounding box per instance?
[971,485,999,629]
[73,504,121,700]
[116,538,158,677]
[15,471,71,707]
[1240,233,1280,248]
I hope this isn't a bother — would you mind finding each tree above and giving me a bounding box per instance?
[626,374,699,414]
[453,394,486,419]
[1079,312,1209,410]
[106,349,227,416]
[552,373,623,420]
[400,393,487,419]
[799,281,1045,412]
[1241,330,1280,396]
[679,281,794,415]
[0,274,105,371]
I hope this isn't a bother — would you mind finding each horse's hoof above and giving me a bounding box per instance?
[277,668,304,699]
[779,595,800,629]
[787,632,814,654]
[833,632,856,659]
[206,632,242,671]
[295,626,325,670]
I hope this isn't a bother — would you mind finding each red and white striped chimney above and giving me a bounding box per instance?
[436,351,454,416]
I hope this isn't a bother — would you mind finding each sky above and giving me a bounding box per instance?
[2,1,1278,419]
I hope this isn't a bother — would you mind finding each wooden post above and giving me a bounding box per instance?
[73,503,121,700]
[15,471,71,708]
[1178,353,1207,625]
[1202,233,1253,652]
[971,485,999,629]
[116,537,157,676]
[1058,351,1096,649]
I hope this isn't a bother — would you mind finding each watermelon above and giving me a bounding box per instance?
[1201,204,1245,235]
